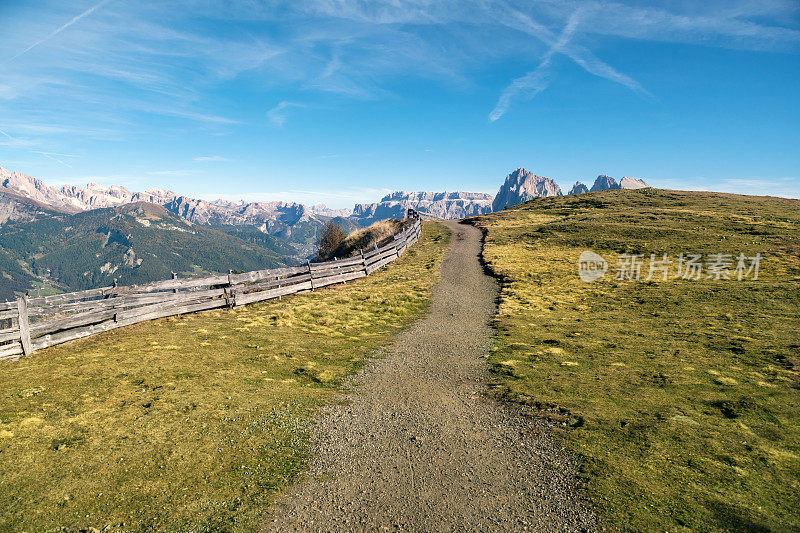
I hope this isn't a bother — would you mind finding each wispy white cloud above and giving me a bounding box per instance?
[490,8,584,122]
[194,155,230,162]
[267,101,305,126]
[0,127,73,166]
[35,152,73,168]
[495,3,653,107]
[147,169,192,176]
[142,106,240,125]
[0,127,33,147]
[7,0,113,62]
[0,0,797,149]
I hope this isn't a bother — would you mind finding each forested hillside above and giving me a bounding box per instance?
[0,203,289,299]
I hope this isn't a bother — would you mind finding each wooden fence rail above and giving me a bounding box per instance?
[0,218,422,361]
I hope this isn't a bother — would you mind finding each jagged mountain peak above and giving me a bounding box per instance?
[619,176,651,189]
[492,168,562,211]
[590,175,620,192]
[568,182,589,195]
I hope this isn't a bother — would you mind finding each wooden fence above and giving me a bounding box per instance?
[0,218,422,361]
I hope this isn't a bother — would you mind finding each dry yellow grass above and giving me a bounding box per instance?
[331,219,410,259]
[471,189,800,531]
[0,222,450,532]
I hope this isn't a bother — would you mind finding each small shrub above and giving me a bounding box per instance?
[316,221,347,260]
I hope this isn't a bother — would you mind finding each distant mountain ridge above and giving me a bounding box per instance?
[570,175,650,195]
[0,166,346,220]
[0,166,176,213]
[0,163,652,298]
[1,164,651,227]
[0,165,355,254]
[353,191,493,225]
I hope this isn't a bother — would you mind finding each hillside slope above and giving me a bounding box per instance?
[0,202,289,298]
[0,222,450,532]
[469,188,800,530]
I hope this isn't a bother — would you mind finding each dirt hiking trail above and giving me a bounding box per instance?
[267,221,595,532]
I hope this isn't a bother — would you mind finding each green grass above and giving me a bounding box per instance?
[0,222,450,532]
[470,189,800,531]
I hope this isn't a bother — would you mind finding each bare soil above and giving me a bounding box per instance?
[266,221,595,532]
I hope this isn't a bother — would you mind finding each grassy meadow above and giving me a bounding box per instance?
[0,222,450,532]
[470,189,800,531]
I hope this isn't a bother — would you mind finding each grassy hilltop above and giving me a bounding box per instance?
[469,188,800,531]
[0,223,450,532]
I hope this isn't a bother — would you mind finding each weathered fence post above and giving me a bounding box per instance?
[360,249,368,276]
[17,296,32,356]
[307,260,315,291]
[171,272,178,294]
[225,269,235,308]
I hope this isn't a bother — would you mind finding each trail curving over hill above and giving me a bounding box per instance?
[267,221,595,531]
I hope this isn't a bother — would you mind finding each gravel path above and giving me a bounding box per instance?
[267,221,596,532]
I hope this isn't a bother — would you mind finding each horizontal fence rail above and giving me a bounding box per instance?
[0,218,422,361]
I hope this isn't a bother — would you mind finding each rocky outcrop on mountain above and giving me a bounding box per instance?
[1,166,82,213]
[568,176,651,195]
[352,191,493,224]
[0,166,180,215]
[586,175,651,193]
[59,182,176,210]
[568,182,589,195]
[165,197,326,227]
[491,168,562,212]
[352,201,406,225]
[590,175,620,192]
[0,190,54,224]
[619,176,650,189]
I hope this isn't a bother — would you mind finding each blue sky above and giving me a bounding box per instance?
[0,0,798,208]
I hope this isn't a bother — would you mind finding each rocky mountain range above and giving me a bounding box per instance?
[1,164,650,230]
[0,166,174,214]
[1,166,348,221]
[571,174,651,194]
[0,163,652,298]
[0,166,353,254]
[490,168,650,211]
[492,168,564,211]
[352,191,493,225]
